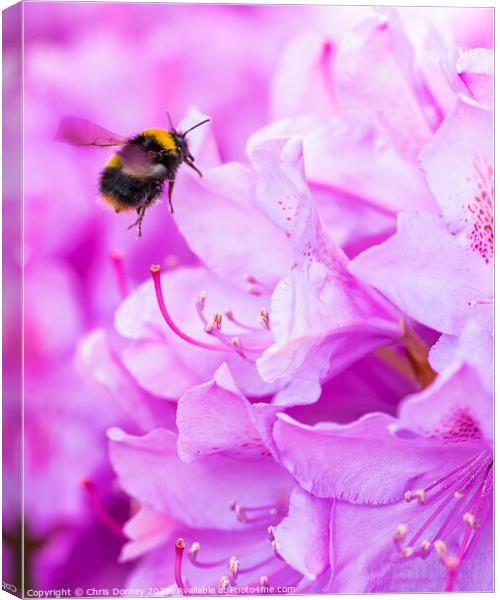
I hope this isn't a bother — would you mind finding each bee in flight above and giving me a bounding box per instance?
[55,114,210,236]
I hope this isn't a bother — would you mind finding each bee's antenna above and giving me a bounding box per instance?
[181,118,210,137]
[166,112,175,131]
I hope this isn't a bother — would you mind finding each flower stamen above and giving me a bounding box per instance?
[218,576,230,593]
[463,512,477,528]
[228,556,240,579]
[393,524,407,542]
[229,500,286,525]
[151,265,233,354]
[225,309,261,332]
[174,537,191,596]
[187,542,228,569]
[213,312,223,331]
[244,274,272,296]
[198,290,207,310]
[396,455,493,592]
[259,307,270,330]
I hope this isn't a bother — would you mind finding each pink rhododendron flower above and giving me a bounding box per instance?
[107,357,415,593]
[112,121,406,408]
[107,366,301,593]
[272,362,493,592]
[351,50,493,391]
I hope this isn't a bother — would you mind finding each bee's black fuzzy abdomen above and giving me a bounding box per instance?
[99,167,164,210]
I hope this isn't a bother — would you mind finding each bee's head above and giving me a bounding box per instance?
[167,114,210,164]
[171,131,194,162]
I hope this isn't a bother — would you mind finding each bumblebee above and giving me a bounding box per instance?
[55,114,210,236]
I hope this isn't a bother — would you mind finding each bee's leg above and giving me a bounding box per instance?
[127,204,147,237]
[184,158,203,178]
[167,179,175,214]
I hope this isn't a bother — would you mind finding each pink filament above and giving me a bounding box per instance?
[225,310,261,332]
[407,456,485,547]
[150,265,233,353]
[238,555,275,575]
[422,455,480,496]
[175,539,191,596]
[444,463,493,592]
[238,502,282,513]
[151,264,267,356]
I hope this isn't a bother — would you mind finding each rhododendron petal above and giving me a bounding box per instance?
[420,94,493,250]
[350,212,491,335]
[258,261,400,385]
[273,412,476,504]
[248,117,435,216]
[121,340,198,399]
[303,121,436,215]
[176,363,277,461]
[270,33,337,120]
[120,507,175,562]
[443,48,493,107]
[108,427,293,530]
[250,136,401,387]
[430,309,493,393]
[75,329,176,432]
[336,15,432,160]
[274,488,331,579]
[328,499,492,592]
[174,162,293,289]
[398,362,492,442]
[250,136,321,258]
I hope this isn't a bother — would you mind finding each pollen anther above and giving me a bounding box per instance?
[259,307,270,330]
[404,490,412,502]
[463,512,477,528]
[213,312,223,331]
[247,284,261,296]
[198,290,207,309]
[235,505,247,523]
[393,524,407,541]
[188,542,200,558]
[434,540,447,558]
[401,546,414,558]
[219,576,230,592]
[415,489,426,504]
[176,537,186,550]
[228,556,240,578]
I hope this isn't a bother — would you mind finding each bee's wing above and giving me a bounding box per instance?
[55,116,127,147]
[119,144,164,177]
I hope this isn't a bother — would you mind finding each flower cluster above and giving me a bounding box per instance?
[14,4,493,595]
